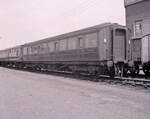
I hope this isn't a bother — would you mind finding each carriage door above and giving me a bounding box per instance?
[113,29,126,62]
[141,35,149,63]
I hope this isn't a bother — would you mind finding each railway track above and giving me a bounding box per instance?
[46,71,150,89]
[98,75,150,89]
[2,66,150,89]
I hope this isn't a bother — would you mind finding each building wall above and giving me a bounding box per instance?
[125,0,150,38]
[143,18,150,35]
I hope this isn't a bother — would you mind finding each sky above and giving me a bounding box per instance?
[0,0,125,50]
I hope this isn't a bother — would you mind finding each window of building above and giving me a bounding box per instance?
[134,20,142,36]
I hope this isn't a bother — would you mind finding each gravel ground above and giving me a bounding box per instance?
[0,67,150,119]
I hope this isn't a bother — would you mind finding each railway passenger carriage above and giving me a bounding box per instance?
[0,23,129,77]
[0,49,9,66]
[0,46,22,67]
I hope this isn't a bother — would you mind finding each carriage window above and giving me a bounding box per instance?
[59,39,67,51]
[28,47,32,54]
[44,43,48,50]
[41,43,48,50]
[54,42,59,51]
[68,37,76,50]
[23,47,28,55]
[26,47,30,55]
[48,42,54,52]
[11,49,14,56]
[23,48,26,55]
[27,47,29,54]
[38,45,43,53]
[38,43,48,54]
[31,45,38,54]
[115,30,125,36]
[16,50,19,56]
[85,33,97,48]
[78,37,84,48]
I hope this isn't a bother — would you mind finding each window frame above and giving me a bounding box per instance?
[134,20,143,36]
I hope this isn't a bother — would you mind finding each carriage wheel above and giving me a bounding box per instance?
[108,66,115,78]
[143,65,150,76]
[115,64,125,78]
[130,66,139,77]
